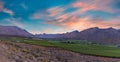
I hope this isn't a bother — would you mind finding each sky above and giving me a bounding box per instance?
[0,0,120,34]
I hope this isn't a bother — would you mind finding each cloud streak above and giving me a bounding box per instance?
[4,17,24,27]
[0,1,14,16]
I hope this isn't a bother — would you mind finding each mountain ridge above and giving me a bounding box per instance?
[36,27,120,44]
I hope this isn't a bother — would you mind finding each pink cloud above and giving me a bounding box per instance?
[0,2,4,11]
[56,14,72,22]
[0,1,14,16]
[71,0,115,14]
[47,6,65,17]
[72,2,97,13]
[3,9,14,15]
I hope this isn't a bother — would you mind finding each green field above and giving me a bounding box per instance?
[1,36,120,58]
[21,40,120,58]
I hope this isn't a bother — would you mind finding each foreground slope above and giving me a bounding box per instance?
[0,45,10,62]
[0,41,120,62]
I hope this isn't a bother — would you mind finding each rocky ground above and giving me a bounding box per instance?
[0,41,120,62]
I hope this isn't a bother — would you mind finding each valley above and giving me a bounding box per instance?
[0,37,120,62]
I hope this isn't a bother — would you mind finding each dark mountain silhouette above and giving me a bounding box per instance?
[36,27,120,44]
[0,25,32,37]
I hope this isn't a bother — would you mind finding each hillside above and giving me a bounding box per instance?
[0,25,32,37]
[0,41,120,62]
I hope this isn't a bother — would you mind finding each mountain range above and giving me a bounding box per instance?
[36,27,120,44]
[0,25,120,44]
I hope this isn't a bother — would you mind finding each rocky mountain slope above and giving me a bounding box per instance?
[0,41,120,62]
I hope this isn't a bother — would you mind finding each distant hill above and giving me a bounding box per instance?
[35,34,61,38]
[36,27,120,44]
[35,30,81,39]
[0,25,32,37]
